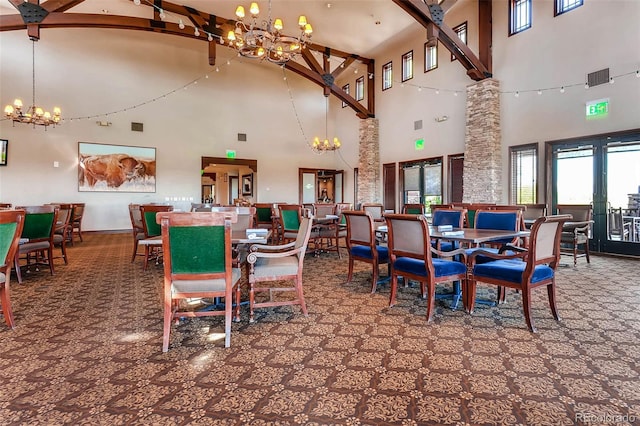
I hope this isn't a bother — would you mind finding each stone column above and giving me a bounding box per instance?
[463,78,502,203]
[358,118,380,205]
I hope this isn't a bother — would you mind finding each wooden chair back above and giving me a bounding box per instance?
[140,204,174,238]
[0,209,26,328]
[402,204,425,214]
[361,203,384,221]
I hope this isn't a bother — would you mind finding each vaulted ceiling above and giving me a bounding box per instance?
[0,0,490,118]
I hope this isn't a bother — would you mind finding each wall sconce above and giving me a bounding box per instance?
[434,116,449,123]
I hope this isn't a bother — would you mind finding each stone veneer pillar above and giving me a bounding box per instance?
[358,118,380,205]
[463,78,502,203]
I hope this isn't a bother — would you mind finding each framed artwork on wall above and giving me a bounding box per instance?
[0,139,7,166]
[242,173,253,196]
[78,142,156,192]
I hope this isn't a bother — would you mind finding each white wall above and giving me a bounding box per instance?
[358,0,640,204]
[0,28,361,230]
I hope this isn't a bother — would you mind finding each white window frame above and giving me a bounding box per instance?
[509,0,532,36]
[509,143,538,204]
[342,84,349,108]
[401,50,413,82]
[424,42,438,72]
[451,22,467,61]
[382,61,393,91]
[355,77,364,101]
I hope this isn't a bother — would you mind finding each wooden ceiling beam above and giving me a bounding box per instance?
[0,0,375,118]
[392,0,491,81]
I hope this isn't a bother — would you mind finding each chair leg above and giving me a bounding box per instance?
[521,287,536,333]
[370,263,379,294]
[346,258,354,284]
[47,246,55,275]
[1,283,15,329]
[584,240,591,263]
[131,239,139,263]
[224,291,232,348]
[425,281,436,322]
[233,283,241,322]
[14,253,23,285]
[295,274,308,316]
[144,246,150,271]
[465,279,477,314]
[388,274,398,307]
[162,292,173,352]
[249,279,256,323]
[547,281,561,321]
[60,241,68,265]
[573,238,578,267]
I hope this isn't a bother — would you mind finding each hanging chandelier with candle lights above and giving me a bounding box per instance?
[313,95,341,152]
[227,1,313,64]
[4,40,61,128]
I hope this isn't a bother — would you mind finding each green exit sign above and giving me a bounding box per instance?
[586,98,609,118]
[226,150,237,159]
[415,138,425,150]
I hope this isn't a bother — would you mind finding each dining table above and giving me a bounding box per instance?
[375,225,531,308]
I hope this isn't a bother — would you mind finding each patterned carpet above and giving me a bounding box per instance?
[1,233,639,425]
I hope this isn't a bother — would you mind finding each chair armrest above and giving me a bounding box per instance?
[250,241,296,252]
[247,246,305,265]
[430,246,468,260]
[564,221,592,234]
[468,248,527,266]
[498,244,527,254]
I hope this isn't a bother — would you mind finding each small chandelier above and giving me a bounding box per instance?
[227,1,313,64]
[313,95,341,152]
[4,40,61,128]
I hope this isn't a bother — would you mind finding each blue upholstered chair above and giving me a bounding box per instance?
[464,209,523,262]
[431,208,466,251]
[385,213,467,322]
[343,210,390,294]
[0,209,25,329]
[247,215,314,323]
[157,211,241,351]
[465,214,572,332]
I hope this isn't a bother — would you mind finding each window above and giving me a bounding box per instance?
[509,0,531,35]
[555,0,583,16]
[424,42,438,72]
[509,144,538,204]
[401,51,413,82]
[451,22,467,61]
[382,61,393,91]
[355,77,364,101]
[401,158,443,213]
[342,84,349,108]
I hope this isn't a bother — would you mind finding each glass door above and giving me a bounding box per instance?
[550,130,640,256]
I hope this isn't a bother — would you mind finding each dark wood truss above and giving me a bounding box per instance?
[1,0,491,119]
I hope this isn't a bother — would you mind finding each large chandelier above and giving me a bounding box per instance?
[227,1,313,64]
[4,40,61,128]
[313,95,341,152]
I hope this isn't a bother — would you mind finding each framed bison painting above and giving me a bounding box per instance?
[78,142,156,192]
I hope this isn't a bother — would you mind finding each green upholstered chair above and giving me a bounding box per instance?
[385,213,467,322]
[246,215,314,323]
[14,205,58,284]
[140,204,173,270]
[0,209,26,328]
[343,210,390,294]
[51,203,73,265]
[278,204,303,244]
[466,214,571,332]
[158,211,241,351]
[402,204,425,214]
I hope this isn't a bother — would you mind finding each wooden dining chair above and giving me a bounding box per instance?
[402,204,425,214]
[465,214,572,332]
[14,205,59,284]
[384,213,467,322]
[279,204,303,244]
[557,204,592,266]
[431,208,466,251]
[128,204,145,263]
[157,212,241,351]
[140,204,173,270]
[52,203,73,265]
[246,215,314,323]
[0,209,25,329]
[343,210,390,294]
[70,203,85,244]
[361,203,385,223]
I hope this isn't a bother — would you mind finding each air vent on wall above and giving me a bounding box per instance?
[587,68,610,88]
[131,122,144,132]
[237,133,247,142]
[414,120,423,130]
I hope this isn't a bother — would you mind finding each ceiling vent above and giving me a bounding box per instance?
[587,68,610,88]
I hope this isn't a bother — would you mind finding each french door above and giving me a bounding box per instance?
[399,157,443,213]
[549,129,640,256]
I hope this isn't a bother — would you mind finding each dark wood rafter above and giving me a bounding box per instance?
[0,0,375,117]
[392,0,491,80]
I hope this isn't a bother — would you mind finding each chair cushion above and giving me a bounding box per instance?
[19,241,50,253]
[473,260,554,284]
[351,245,389,263]
[394,257,466,278]
[253,256,300,279]
[172,268,241,293]
[0,272,5,284]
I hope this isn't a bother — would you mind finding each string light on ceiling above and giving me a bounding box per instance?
[227,1,313,64]
[4,40,61,129]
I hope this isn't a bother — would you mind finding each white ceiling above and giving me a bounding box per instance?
[0,0,426,57]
